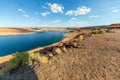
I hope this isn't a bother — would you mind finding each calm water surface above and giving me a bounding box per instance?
[0,31,65,56]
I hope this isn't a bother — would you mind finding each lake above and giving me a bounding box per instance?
[0,30,66,56]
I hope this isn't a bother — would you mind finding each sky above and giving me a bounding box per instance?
[0,0,120,27]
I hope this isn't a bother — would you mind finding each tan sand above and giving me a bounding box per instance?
[0,28,35,35]
[0,55,13,64]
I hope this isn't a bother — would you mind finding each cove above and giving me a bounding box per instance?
[0,30,66,56]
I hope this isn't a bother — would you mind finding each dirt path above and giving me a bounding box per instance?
[1,30,120,80]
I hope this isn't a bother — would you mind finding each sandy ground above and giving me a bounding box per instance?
[0,27,65,35]
[0,28,35,35]
[0,30,120,80]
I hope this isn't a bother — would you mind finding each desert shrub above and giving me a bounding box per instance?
[73,34,80,39]
[39,56,48,63]
[29,53,48,64]
[72,42,78,48]
[0,52,29,74]
[61,46,67,52]
[48,52,54,57]
[53,47,62,55]
[98,29,107,34]
[78,35,84,41]
[91,30,99,34]
[91,29,107,34]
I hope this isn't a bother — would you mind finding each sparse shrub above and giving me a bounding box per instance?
[78,35,84,41]
[29,53,35,60]
[29,53,48,64]
[48,52,54,57]
[39,56,48,63]
[73,34,80,39]
[91,30,99,34]
[99,29,107,34]
[53,47,62,54]
[61,46,67,52]
[34,53,41,61]
[91,29,107,34]
[0,52,29,74]
[72,42,78,48]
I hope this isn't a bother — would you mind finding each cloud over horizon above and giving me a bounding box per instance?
[65,6,91,16]
[18,9,26,13]
[89,15,100,18]
[41,11,50,17]
[53,19,61,23]
[112,7,119,13]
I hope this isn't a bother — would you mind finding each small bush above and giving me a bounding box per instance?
[72,42,78,48]
[53,47,62,54]
[91,29,107,34]
[48,53,54,57]
[39,56,48,63]
[0,52,29,74]
[29,53,48,64]
[61,46,67,52]
[78,35,84,41]
[91,30,99,34]
[99,29,107,34]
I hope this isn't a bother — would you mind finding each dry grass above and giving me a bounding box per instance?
[53,47,62,55]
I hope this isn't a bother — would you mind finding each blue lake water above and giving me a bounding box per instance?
[0,30,65,56]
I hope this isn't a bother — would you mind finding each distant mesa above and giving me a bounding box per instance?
[0,28,34,35]
[0,27,65,35]
[110,23,120,27]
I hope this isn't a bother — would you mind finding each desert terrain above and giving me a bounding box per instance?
[0,28,35,35]
[0,29,120,80]
[0,27,65,35]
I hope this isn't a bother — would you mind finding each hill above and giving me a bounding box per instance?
[0,28,34,35]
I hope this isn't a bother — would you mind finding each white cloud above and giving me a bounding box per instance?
[46,3,64,13]
[68,20,86,27]
[18,9,26,13]
[66,6,91,16]
[41,11,50,17]
[24,14,29,18]
[70,17,77,20]
[65,10,74,16]
[112,7,119,13]
[54,20,61,23]
[89,15,100,18]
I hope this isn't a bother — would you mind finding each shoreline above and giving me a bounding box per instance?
[1,29,118,64]
[0,28,66,36]
[0,30,66,36]
[0,30,68,64]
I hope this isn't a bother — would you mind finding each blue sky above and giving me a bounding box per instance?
[0,0,120,27]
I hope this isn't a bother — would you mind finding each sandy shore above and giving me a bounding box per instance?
[0,27,65,35]
[0,55,13,64]
[0,29,68,64]
[0,29,107,64]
